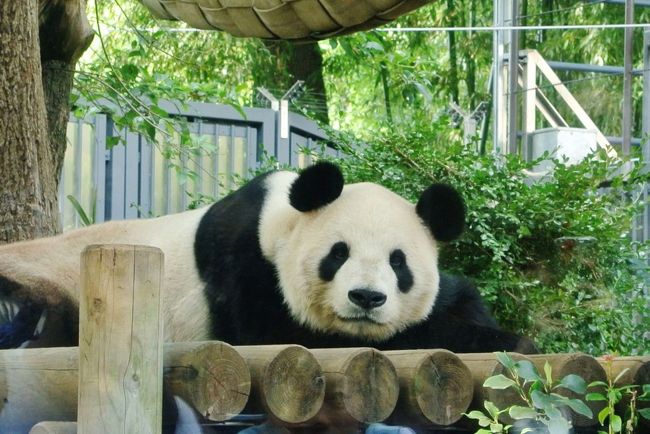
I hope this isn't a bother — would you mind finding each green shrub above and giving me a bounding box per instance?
[316,122,649,355]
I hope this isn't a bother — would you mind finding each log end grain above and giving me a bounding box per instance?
[262,345,325,425]
[166,341,251,421]
[343,349,399,423]
[414,350,473,425]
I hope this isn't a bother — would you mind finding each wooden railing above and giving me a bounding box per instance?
[0,245,647,434]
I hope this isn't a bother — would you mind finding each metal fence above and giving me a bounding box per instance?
[60,102,334,230]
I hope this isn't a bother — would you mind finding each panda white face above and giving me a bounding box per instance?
[287,183,440,340]
[260,167,458,342]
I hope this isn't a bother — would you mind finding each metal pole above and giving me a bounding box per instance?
[508,0,519,154]
[641,27,650,161]
[622,0,634,155]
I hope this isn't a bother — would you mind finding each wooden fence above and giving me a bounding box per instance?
[0,245,648,434]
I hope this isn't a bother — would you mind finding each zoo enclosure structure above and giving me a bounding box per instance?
[0,244,648,434]
[61,101,333,231]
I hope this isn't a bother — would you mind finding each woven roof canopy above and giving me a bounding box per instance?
[140,0,433,41]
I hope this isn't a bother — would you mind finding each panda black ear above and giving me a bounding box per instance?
[416,183,465,242]
[289,162,344,212]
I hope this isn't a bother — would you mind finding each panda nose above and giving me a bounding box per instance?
[348,289,386,309]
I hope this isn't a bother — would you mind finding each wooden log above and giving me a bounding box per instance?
[529,353,607,427]
[310,348,399,427]
[29,422,77,434]
[165,341,251,421]
[0,347,78,433]
[78,244,164,434]
[0,341,250,433]
[384,349,473,426]
[459,352,531,423]
[237,345,325,426]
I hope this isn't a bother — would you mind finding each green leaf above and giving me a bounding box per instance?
[66,195,93,226]
[586,393,607,401]
[588,381,608,388]
[545,414,571,434]
[516,361,541,382]
[465,410,491,427]
[531,390,553,409]
[544,361,553,384]
[484,400,500,419]
[610,414,622,433]
[613,368,629,384]
[106,135,121,149]
[557,374,587,394]
[120,63,139,80]
[508,405,538,420]
[495,352,516,370]
[598,406,610,425]
[484,374,517,390]
[638,408,650,419]
[563,398,593,418]
[489,423,504,433]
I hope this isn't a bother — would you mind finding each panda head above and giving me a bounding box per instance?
[261,162,465,341]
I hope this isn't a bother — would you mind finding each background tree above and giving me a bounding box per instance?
[0,0,93,244]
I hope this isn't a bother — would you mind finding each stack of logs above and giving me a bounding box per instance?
[1,344,648,433]
[0,245,647,433]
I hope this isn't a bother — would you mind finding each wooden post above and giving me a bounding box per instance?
[529,353,606,427]
[238,345,325,426]
[29,422,77,434]
[78,245,164,434]
[310,348,399,427]
[164,341,251,421]
[385,349,473,427]
[0,342,251,433]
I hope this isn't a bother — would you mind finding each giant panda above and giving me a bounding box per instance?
[0,162,532,352]
[0,162,535,433]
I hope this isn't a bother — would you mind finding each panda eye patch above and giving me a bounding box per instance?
[319,242,349,282]
[389,250,405,267]
[331,242,349,260]
[390,249,414,292]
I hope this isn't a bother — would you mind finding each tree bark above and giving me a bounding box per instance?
[40,0,94,179]
[0,1,59,243]
[0,0,92,245]
[256,41,330,125]
[285,42,329,125]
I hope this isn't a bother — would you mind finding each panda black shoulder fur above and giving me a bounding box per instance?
[0,161,533,353]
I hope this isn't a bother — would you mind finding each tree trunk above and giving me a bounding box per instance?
[0,0,92,245]
[0,1,59,243]
[286,42,329,125]
[255,41,330,125]
[446,0,459,104]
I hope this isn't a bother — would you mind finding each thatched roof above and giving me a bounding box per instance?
[140,0,433,41]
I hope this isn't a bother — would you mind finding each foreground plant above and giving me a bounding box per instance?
[586,355,650,434]
[466,352,592,434]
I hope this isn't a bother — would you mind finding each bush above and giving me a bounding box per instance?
[316,122,649,355]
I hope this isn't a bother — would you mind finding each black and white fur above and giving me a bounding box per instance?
[0,162,535,432]
[0,162,532,351]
